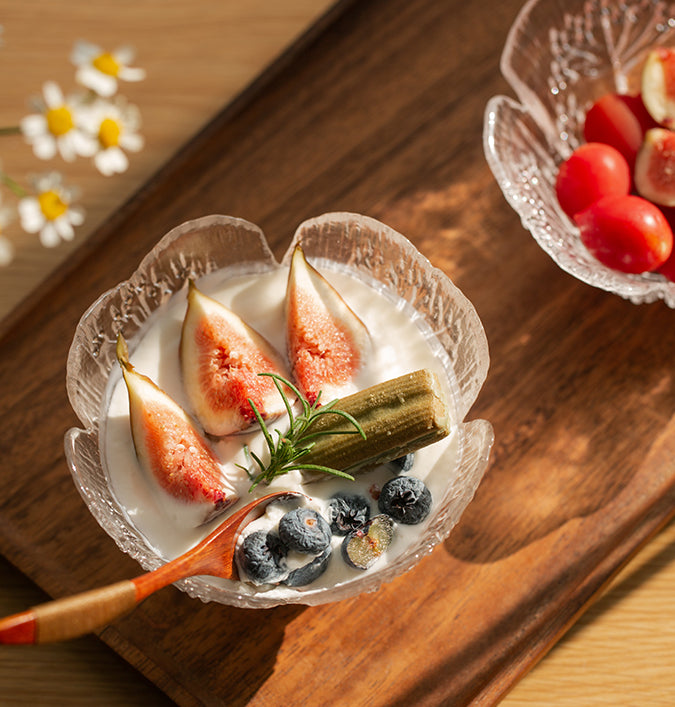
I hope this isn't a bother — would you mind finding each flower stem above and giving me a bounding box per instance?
[0,126,21,136]
[1,173,28,198]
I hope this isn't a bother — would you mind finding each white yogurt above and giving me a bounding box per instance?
[102,263,459,598]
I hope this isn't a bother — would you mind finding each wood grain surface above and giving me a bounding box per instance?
[2,0,675,705]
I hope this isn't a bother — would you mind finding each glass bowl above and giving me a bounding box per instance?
[64,213,493,608]
[483,0,675,306]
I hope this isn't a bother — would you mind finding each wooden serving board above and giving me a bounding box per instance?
[2,0,675,704]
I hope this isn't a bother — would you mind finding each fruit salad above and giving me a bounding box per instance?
[103,247,460,599]
[554,47,675,278]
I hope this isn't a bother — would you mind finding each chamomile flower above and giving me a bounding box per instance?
[20,81,97,162]
[85,97,144,176]
[72,41,145,97]
[18,172,84,248]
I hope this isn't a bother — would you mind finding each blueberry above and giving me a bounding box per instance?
[278,507,332,554]
[341,515,394,570]
[327,493,371,535]
[389,452,415,474]
[284,546,332,587]
[237,530,287,584]
[378,476,432,525]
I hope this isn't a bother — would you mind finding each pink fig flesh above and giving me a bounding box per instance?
[180,281,290,436]
[117,335,238,522]
[286,245,370,405]
[634,127,675,207]
[641,47,675,127]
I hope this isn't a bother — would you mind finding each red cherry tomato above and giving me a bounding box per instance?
[575,194,673,273]
[657,251,675,281]
[583,93,658,170]
[555,143,631,219]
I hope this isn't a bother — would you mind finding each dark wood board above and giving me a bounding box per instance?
[2,0,675,704]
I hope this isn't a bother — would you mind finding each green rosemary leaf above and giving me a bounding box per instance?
[240,372,365,492]
[290,464,356,480]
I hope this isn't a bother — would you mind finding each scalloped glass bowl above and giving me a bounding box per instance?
[484,0,675,306]
[64,213,492,609]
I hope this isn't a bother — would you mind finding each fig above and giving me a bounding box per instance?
[641,47,675,127]
[634,128,675,207]
[583,93,657,170]
[116,335,238,524]
[286,245,370,405]
[180,280,290,436]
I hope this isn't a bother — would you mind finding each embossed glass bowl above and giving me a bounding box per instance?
[484,0,675,306]
[64,213,492,608]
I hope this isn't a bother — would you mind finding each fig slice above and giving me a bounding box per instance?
[634,127,675,207]
[641,47,675,127]
[180,280,291,436]
[286,245,370,405]
[116,335,238,524]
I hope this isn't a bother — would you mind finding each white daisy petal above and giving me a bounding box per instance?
[77,66,117,96]
[0,236,14,266]
[118,66,146,82]
[70,130,98,157]
[119,132,144,152]
[18,199,44,233]
[54,216,75,240]
[43,81,64,108]
[57,136,77,162]
[39,222,60,247]
[94,151,113,176]
[95,148,129,176]
[36,135,60,160]
[71,40,100,65]
[20,114,47,137]
[111,147,129,173]
[69,206,85,226]
[31,134,58,160]
[113,45,136,64]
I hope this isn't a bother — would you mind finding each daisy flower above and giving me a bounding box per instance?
[20,81,97,162]
[85,97,144,176]
[72,41,145,97]
[18,172,85,248]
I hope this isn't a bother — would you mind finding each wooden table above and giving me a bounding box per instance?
[1,0,675,704]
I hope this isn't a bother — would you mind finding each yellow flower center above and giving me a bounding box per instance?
[98,118,121,148]
[46,106,74,136]
[92,52,121,77]
[38,190,68,221]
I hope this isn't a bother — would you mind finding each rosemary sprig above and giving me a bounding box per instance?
[239,372,366,492]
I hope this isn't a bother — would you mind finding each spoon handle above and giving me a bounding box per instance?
[0,491,299,644]
[0,555,205,644]
[0,580,139,644]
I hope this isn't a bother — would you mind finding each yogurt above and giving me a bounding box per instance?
[102,262,459,599]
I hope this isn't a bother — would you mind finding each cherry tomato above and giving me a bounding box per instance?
[657,251,675,281]
[575,194,673,273]
[555,143,631,219]
[583,93,657,170]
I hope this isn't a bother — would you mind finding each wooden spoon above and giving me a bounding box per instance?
[0,491,299,644]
